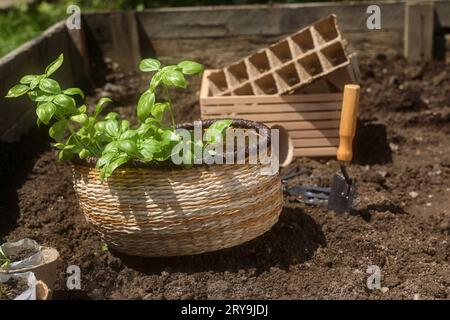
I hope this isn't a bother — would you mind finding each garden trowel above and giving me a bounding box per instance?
[327,84,360,214]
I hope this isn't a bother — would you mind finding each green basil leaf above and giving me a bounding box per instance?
[63,88,85,98]
[149,70,163,92]
[121,120,130,133]
[20,75,39,84]
[139,58,161,72]
[137,123,155,137]
[160,129,180,146]
[54,94,76,109]
[30,76,42,89]
[120,129,137,140]
[78,148,90,159]
[142,138,162,154]
[177,61,203,75]
[117,140,138,155]
[58,149,75,161]
[151,102,169,122]
[205,119,232,144]
[6,84,29,98]
[35,95,54,102]
[162,70,186,88]
[70,114,89,126]
[78,105,87,114]
[36,102,56,125]
[104,112,119,120]
[49,120,66,141]
[45,54,64,76]
[96,152,115,168]
[94,97,113,118]
[101,154,129,180]
[94,121,106,133]
[207,119,232,134]
[39,78,61,94]
[103,141,119,154]
[137,91,155,123]
[54,143,65,149]
[105,119,120,137]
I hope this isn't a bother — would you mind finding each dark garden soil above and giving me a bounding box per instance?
[0,38,449,299]
[0,277,28,300]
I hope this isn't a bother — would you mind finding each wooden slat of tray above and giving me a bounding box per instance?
[287,129,339,138]
[221,111,341,122]
[291,138,339,148]
[257,120,340,130]
[201,102,341,114]
[293,147,338,157]
[200,93,343,105]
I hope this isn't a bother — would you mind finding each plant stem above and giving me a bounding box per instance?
[163,85,176,129]
[67,123,100,157]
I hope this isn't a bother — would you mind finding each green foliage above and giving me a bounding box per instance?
[0,246,10,270]
[6,54,232,181]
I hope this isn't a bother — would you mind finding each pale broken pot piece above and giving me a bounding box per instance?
[0,239,60,298]
[0,271,47,300]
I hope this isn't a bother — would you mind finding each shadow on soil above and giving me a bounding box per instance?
[351,200,408,222]
[0,128,50,241]
[353,119,392,165]
[111,207,326,275]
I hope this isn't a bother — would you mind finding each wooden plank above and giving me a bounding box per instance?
[67,16,94,89]
[201,93,343,105]
[135,2,406,40]
[200,70,210,99]
[291,138,339,148]
[264,120,340,130]
[293,147,337,157]
[288,129,339,139]
[404,1,434,61]
[219,111,341,122]
[202,102,341,114]
[435,0,450,29]
[109,11,142,71]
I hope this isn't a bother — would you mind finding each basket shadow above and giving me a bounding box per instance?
[110,206,326,275]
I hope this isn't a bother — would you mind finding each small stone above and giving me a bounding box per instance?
[377,170,387,177]
[413,293,421,300]
[439,221,449,231]
[142,293,153,300]
[380,287,389,293]
[426,202,432,207]
[409,191,419,199]
[406,65,423,79]
[389,143,399,152]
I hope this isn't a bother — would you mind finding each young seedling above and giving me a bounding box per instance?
[0,246,10,270]
[6,54,232,180]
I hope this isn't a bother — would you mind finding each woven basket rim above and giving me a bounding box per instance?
[72,118,271,170]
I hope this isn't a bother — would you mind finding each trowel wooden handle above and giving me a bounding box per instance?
[337,84,360,162]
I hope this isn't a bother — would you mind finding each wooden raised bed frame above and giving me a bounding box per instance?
[1,1,450,143]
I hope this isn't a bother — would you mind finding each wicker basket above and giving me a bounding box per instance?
[72,119,283,257]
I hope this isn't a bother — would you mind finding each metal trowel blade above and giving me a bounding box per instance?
[327,173,357,214]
